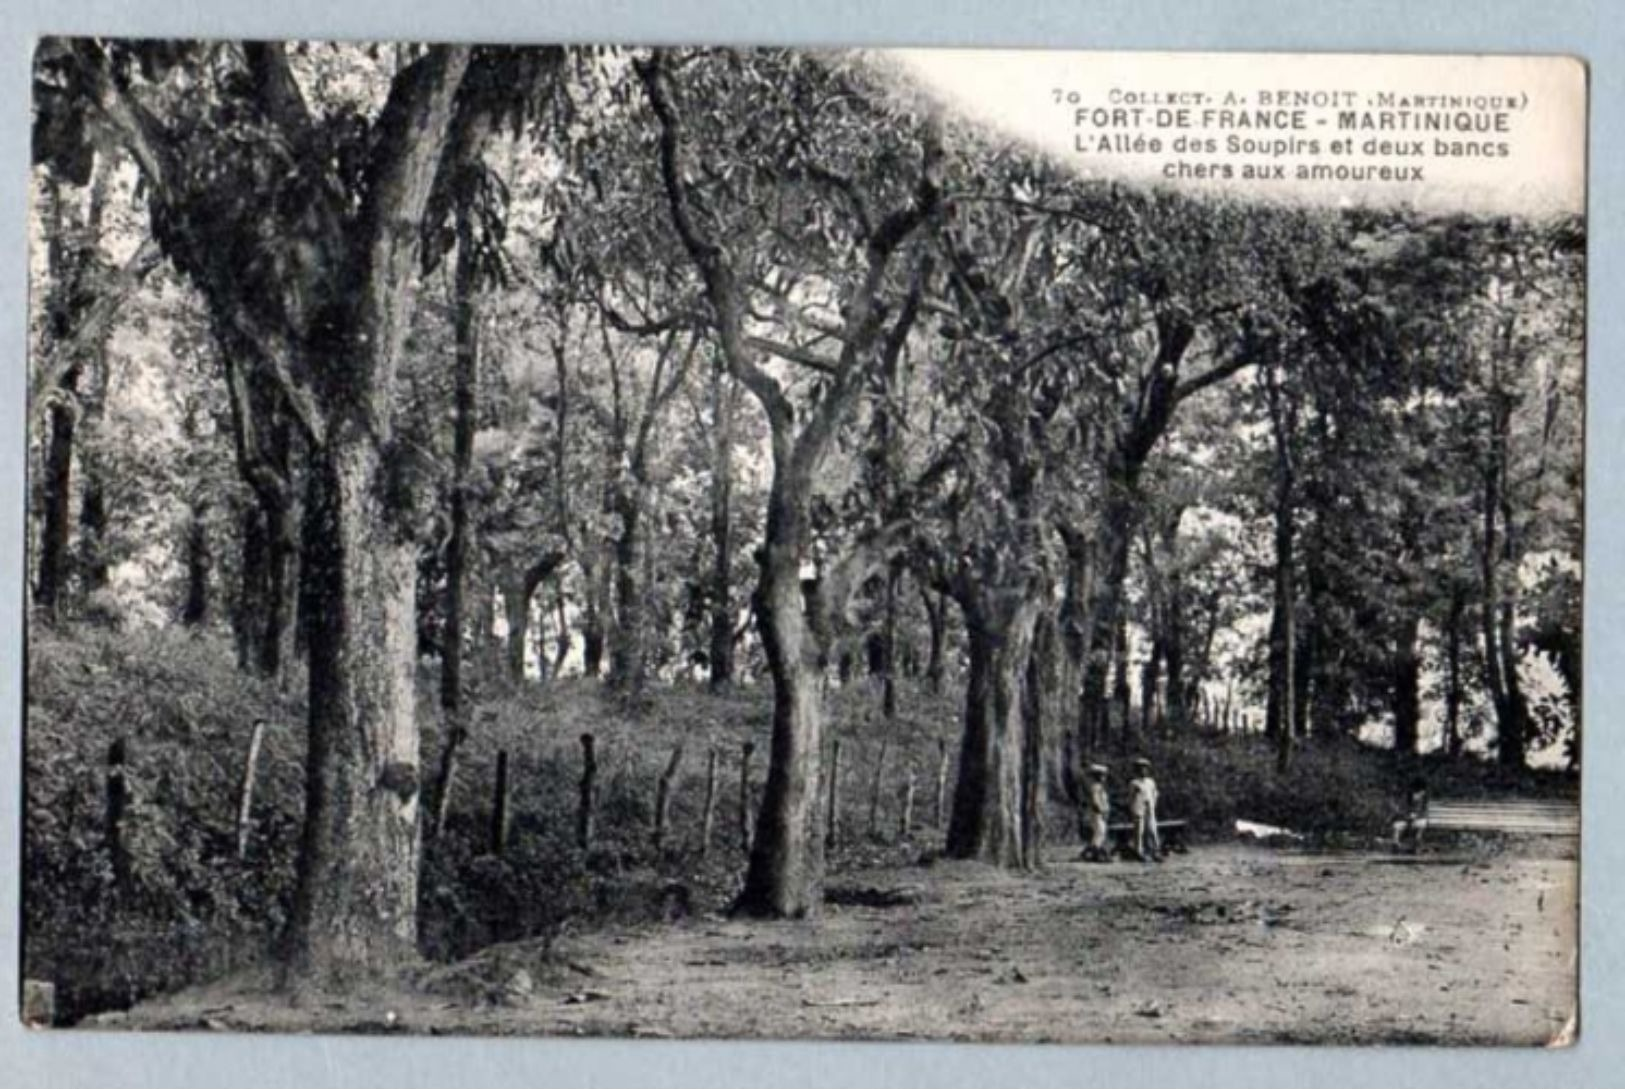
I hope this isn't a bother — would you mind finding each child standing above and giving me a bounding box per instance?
[1080,764,1111,862]
[1128,757,1161,862]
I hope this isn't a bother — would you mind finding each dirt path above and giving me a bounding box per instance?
[114,844,1576,1046]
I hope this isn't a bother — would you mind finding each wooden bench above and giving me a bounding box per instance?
[1106,818,1189,856]
[1424,799,1578,838]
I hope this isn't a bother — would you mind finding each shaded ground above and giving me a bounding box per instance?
[97,843,1576,1046]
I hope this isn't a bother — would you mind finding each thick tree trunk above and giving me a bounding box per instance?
[1078,487,1135,753]
[945,590,1041,867]
[285,437,423,981]
[180,501,211,626]
[1391,613,1422,756]
[735,531,826,917]
[72,41,473,987]
[1021,612,1059,867]
[1059,535,1095,751]
[707,361,737,689]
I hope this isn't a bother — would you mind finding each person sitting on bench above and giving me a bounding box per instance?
[1080,763,1111,862]
[1128,757,1162,862]
[1391,776,1429,851]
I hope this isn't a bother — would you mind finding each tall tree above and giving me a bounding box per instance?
[39,39,563,979]
[641,47,941,915]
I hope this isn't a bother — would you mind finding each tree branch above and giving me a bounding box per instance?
[222,306,327,446]
[242,42,315,139]
[344,45,472,434]
[636,50,793,434]
[1172,341,1256,404]
[745,336,841,376]
[68,40,175,195]
[221,347,293,512]
[28,237,162,429]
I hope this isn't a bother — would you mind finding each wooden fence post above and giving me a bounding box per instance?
[235,719,266,860]
[653,744,684,852]
[106,738,129,888]
[490,749,511,856]
[826,738,842,849]
[899,765,916,841]
[577,733,597,851]
[739,740,755,855]
[700,746,719,858]
[867,737,889,839]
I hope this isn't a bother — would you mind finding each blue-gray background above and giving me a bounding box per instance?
[2,2,1619,1085]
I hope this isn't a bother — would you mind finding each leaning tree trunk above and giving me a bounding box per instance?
[285,434,423,980]
[735,522,826,917]
[945,589,1042,867]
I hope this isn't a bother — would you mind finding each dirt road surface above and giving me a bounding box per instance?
[110,844,1576,1046]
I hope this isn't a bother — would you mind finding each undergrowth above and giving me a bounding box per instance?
[23,624,1577,1023]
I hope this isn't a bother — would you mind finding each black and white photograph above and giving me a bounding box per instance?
[20,39,1584,1047]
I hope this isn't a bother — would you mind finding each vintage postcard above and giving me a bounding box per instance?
[22,40,1583,1046]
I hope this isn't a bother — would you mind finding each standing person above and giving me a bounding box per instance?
[1128,757,1161,862]
[1079,764,1112,862]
